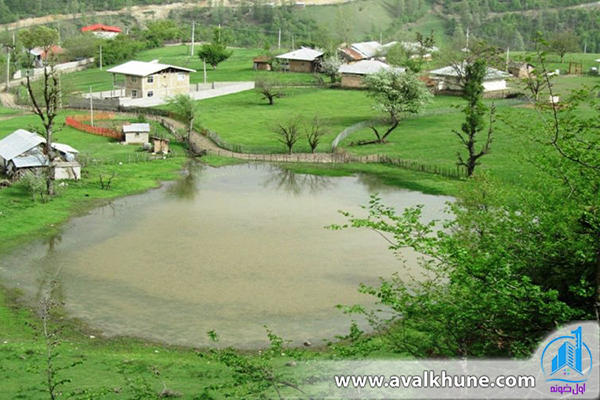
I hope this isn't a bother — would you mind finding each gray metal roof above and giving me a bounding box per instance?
[123,123,151,133]
[429,64,511,80]
[107,61,196,77]
[350,41,381,59]
[276,47,323,61]
[0,129,45,161]
[338,60,405,75]
[52,143,79,154]
[11,154,48,168]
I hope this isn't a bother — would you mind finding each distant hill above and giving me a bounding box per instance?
[1,0,599,53]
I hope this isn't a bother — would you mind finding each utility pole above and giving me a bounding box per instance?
[466,27,470,51]
[278,29,281,50]
[89,86,94,127]
[99,45,103,70]
[291,33,294,50]
[506,47,510,71]
[203,58,207,84]
[584,41,587,54]
[380,30,382,45]
[5,45,12,91]
[191,21,196,56]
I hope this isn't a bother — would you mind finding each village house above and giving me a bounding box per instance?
[339,41,382,62]
[276,48,323,73]
[338,60,406,88]
[30,45,65,67]
[0,129,81,180]
[382,41,439,61]
[253,55,272,71]
[123,123,151,144]
[81,24,122,39]
[107,60,196,99]
[429,64,512,95]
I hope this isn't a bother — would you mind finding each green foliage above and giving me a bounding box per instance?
[548,31,580,62]
[454,59,494,177]
[166,94,201,146]
[62,33,100,60]
[332,193,578,357]
[197,28,233,70]
[18,171,47,202]
[364,69,433,143]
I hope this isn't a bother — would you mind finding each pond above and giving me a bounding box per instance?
[0,163,452,348]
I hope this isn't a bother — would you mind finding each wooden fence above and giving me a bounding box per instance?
[65,113,124,140]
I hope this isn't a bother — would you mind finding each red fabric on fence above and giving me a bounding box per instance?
[65,114,124,140]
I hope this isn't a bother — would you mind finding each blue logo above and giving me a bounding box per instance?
[541,326,593,384]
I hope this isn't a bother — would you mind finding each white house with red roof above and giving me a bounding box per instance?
[81,24,122,39]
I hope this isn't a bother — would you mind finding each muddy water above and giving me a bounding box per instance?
[0,164,452,348]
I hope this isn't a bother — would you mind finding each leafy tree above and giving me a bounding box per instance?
[198,27,233,70]
[549,31,579,63]
[363,69,432,144]
[453,59,495,177]
[167,94,200,149]
[320,55,342,83]
[256,76,285,106]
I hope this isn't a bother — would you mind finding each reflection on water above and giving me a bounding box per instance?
[0,164,452,348]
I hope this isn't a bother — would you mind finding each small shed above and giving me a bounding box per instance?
[338,60,405,88]
[253,56,272,71]
[508,62,535,78]
[0,129,45,170]
[276,48,323,73]
[152,137,170,154]
[123,123,151,144]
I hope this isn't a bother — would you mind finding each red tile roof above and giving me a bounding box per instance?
[81,24,122,33]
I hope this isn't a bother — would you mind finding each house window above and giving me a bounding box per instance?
[131,76,137,83]
[132,90,137,98]
[178,73,185,81]
[148,91,154,97]
[147,76,154,84]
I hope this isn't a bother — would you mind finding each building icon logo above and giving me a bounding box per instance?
[541,326,593,383]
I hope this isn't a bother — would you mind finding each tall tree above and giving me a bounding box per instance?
[453,59,494,177]
[20,26,61,196]
[362,69,432,145]
[549,30,579,62]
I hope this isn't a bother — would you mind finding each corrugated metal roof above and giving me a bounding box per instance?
[0,129,45,161]
[429,64,511,80]
[123,123,151,133]
[338,60,405,75]
[52,143,79,154]
[350,41,381,59]
[340,48,364,61]
[276,47,323,61]
[11,154,48,168]
[81,24,122,33]
[107,61,196,77]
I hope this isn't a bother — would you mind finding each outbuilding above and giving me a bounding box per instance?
[276,48,323,73]
[81,24,122,39]
[123,123,151,144]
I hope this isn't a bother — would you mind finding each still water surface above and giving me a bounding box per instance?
[0,164,452,347]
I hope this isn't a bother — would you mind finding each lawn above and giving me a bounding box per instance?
[55,46,323,95]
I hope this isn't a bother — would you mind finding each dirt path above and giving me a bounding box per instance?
[0,0,355,31]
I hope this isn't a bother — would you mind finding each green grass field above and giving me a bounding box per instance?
[58,46,322,94]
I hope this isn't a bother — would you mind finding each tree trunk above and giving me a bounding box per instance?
[268,95,274,106]
[46,127,55,197]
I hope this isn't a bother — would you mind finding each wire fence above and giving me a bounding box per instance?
[207,149,467,179]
